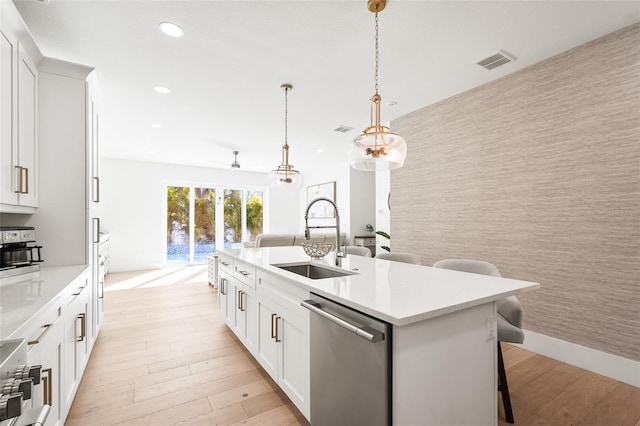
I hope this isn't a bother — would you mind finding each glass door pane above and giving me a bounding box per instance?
[194,187,216,263]
[246,190,263,242]
[224,189,242,248]
[167,186,190,264]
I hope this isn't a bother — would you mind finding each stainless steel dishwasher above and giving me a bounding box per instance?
[301,293,391,426]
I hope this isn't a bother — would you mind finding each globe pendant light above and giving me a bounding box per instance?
[268,84,304,189]
[348,0,407,171]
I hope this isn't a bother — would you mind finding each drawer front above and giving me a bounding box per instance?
[25,301,63,355]
[234,260,256,289]
[218,254,234,275]
[356,237,376,246]
[62,274,89,307]
[256,270,309,321]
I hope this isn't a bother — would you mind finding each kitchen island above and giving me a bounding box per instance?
[216,246,539,425]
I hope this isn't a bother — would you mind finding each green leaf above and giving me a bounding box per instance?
[375,231,391,240]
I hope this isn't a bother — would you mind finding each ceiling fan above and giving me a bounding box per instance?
[231,150,240,170]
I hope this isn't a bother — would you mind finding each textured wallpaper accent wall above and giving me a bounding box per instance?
[391,24,640,362]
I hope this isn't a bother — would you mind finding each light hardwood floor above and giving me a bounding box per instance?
[67,266,640,425]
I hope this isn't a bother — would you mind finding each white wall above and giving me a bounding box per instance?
[101,158,299,272]
[349,168,376,238]
[375,169,391,251]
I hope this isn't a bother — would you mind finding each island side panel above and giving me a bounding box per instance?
[393,301,498,425]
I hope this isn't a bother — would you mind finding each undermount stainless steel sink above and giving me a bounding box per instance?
[273,262,356,280]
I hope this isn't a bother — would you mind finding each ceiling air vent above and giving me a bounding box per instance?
[476,50,516,70]
[333,125,354,133]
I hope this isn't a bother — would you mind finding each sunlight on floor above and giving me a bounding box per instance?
[105,265,208,292]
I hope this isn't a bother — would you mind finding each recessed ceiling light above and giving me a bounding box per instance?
[317,148,325,153]
[159,22,184,37]
[153,85,171,94]
[151,123,162,128]
[148,150,156,155]
[386,101,397,107]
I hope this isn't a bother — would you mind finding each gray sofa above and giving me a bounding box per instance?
[245,232,348,248]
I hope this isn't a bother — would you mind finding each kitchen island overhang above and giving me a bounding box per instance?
[222,246,539,326]
[215,246,540,425]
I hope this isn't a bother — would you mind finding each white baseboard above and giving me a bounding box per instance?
[520,330,640,388]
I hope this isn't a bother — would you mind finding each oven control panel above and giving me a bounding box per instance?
[0,339,47,425]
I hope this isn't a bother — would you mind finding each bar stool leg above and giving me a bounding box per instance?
[497,341,515,423]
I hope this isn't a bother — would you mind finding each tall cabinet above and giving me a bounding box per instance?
[20,57,104,337]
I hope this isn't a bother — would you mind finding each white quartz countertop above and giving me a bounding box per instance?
[220,247,540,326]
[0,265,89,340]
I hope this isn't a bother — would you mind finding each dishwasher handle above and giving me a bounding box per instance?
[301,300,385,343]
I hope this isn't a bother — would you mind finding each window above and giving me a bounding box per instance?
[166,185,264,264]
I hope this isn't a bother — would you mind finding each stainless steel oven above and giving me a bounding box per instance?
[0,339,49,426]
[0,228,43,280]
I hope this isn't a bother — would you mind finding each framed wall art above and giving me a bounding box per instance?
[306,181,337,218]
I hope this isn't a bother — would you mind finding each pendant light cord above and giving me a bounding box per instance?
[284,86,289,148]
[374,9,379,96]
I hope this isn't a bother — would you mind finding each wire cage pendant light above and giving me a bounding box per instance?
[268,84,304,189]
[348,0,407,171]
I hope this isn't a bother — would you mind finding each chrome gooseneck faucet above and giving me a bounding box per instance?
[304,197,344,266]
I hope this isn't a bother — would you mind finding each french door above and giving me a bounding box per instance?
[166,185,263,264]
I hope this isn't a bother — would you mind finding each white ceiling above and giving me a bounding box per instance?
[13,0,640,173]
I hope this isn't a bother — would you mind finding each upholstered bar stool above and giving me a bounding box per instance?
[432,259,523,424]
[374,252,422,265]
[343,246,372,257]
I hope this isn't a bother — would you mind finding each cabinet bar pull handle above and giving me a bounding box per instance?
[275,316,281,342]
[239,270,250,277]
[14,166,23,193]
[240,291,245,312]
[237,290,242,311]
[42,368,52,406]
[28,324,53,346]
[24,167,29,194]
[221,261,230,266]
[77,313,86,342]
[93,217,101,243]
[93,176,100,203]
[271,313,277,339]
[220,278,226,295]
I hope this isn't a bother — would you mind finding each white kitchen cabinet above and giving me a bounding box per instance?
[233,278,257,355]
[35,336,62,426]
[207,254,217,286]
[23,57,105,346]
[255,293,310,419]
[61,273,90,419]
[219,268,258,355]
[253,271,310,419]
[218,271,236,328]
[217,259,311,420]
[0,18,39,212]
[24,300,64,426]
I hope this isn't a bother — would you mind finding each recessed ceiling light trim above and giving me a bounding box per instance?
[153,85,171,94]
[159,22,184,37]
